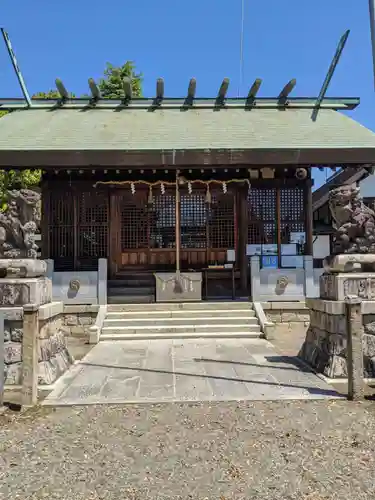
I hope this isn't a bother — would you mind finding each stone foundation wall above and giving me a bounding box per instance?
[300,299,375,379]
[38,314,74,385]
[262,302,310,335]
[4,320,23,385]
[4,304,74,387]
[61,305,97,339]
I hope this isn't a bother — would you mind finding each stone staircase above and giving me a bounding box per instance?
[107,270,155,304]
[100,301,262,341]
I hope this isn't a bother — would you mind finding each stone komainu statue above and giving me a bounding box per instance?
[0,189,41,259]
[329,184,375,254]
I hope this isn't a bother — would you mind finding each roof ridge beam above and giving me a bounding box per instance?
[0,97,360,110]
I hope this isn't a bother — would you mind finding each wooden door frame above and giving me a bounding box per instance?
[108,185,239,275]
[109,190,121,278]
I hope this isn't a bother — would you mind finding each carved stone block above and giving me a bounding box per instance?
[320,272,375,301]
[324,254,375,273]
[362,333,375,358]
[4,362,22,385]
[364,314,375,335]
[4,342,22,364]
[0,277,51,306]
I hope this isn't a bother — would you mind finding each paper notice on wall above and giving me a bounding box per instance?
[246,244,262,256]
[290,232,306,244]
[281,244,297,256]
[226,249,236,262]
[281,255,304,268]
[262,244,277,255]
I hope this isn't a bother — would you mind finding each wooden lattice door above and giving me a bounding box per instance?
[179,188,207,268]
[110,190,149,273]
[46,186,109,271]
[208,189,237,264]
[148,187,176,269]
[248,188,277,247]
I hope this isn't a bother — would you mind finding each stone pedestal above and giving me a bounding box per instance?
[320,272,375,301]
[300,260,375,380]
[0,277,52,307]
[1,259,74,405]
[0,259,51,307]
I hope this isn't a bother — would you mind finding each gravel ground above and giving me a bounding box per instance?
[1,400,375,499]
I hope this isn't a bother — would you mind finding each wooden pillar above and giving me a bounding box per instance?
[305,179,313,256]
[276,187,282,268]
[175,172,181,273]
[109,190,120,278]
[73,188,79,271]
[238,184,249,295]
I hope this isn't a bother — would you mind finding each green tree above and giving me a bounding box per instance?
[99,61,143,98]
[32,90,76,99]
[0,170,41,209]
[0,61,143,207]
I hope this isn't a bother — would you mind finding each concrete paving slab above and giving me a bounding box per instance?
[43,338,343,406]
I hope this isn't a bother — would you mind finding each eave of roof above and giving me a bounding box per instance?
[0,101,375,167]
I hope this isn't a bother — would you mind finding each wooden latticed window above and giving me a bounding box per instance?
[248,188,277,245]
[180,191,207,249]
[120,195,149,250]
[149,190,176,249]
[77,191,109,269]
[280,187,305,255]
[46,186,108,271]
[208,190,235,249]
[247,185,307,268]
[48,190,74,270]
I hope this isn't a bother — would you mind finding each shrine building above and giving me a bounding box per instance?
[0,78,375,304]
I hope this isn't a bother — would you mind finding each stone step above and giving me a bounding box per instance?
[107,295,155,304]
[100,331,263,341]
[105,309,256,319]
[108,287,155,296]
[107,301,253,312]
[101,323,261,336]
[103,316,259,327]
[108,278,155,287]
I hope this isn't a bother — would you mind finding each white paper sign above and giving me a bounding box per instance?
[281,244,297,256]
[290,232,306,244]
[226,249,236,262]
[281,255,304,268]
[246,244,262,256]
[262,244,278,255]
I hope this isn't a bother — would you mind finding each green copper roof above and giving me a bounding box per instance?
[0,107,374,151]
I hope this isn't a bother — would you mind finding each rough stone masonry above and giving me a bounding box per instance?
[300,184,375,378]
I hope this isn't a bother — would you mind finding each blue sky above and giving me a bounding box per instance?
[0,0,373,189]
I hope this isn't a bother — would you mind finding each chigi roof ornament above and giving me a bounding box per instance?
[0,27,353,120]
